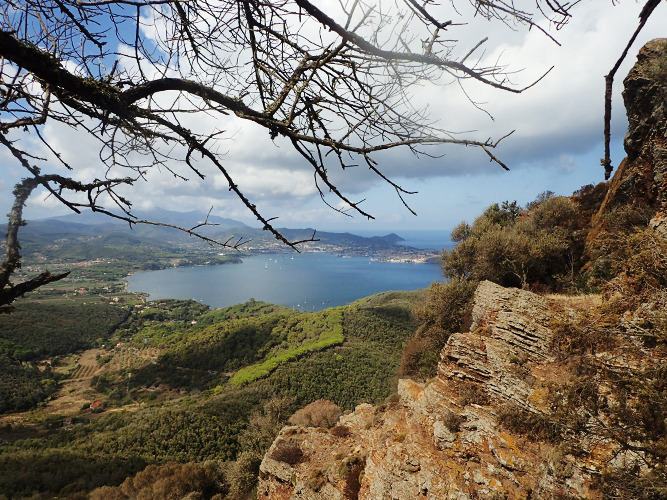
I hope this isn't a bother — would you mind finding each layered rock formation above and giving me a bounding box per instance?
[259,40,667,500]
[258,282,605,499]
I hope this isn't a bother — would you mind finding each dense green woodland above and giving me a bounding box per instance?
[0,355,61,414]
[0,302,130,360]
[0,291,421,499]
[0,303,130,415]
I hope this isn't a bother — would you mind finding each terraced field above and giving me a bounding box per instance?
[47,348,105,414]
[69,362,99,379]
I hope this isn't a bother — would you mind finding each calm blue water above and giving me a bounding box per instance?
[349,229,453,250]
[396,230,453,250]
[126,253,443,311]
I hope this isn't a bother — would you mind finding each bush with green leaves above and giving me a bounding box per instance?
[586,204,666,305]
[443,196,584,290]
[400,279,476,380]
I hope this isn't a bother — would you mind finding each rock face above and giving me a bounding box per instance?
[622,39,667,173]
[258,41,667,499]
[593,39,667,223]
[258,282,603,499]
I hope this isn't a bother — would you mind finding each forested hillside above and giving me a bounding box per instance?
[0,291,421,499]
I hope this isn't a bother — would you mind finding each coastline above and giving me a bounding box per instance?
[125,251,443,310]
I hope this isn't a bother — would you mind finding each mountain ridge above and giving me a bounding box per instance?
[16,209,415,255]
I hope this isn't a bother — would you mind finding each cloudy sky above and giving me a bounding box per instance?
[2,0,665,235]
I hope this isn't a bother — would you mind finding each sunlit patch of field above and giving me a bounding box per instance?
[44,348,107,415]
[545,293,601,313]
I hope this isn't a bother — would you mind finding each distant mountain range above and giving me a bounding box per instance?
[16,208,406,254]
[43,207,249,231]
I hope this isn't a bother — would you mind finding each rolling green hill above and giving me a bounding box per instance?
[0,290,424,499]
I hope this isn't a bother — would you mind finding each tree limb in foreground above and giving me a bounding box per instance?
[0,0,576,307]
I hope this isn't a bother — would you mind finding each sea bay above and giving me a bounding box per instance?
[126,252,444,311]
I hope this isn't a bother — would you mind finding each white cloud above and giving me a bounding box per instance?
[3,0,665,230]
[404,1,664,171]
[213,164,317,199]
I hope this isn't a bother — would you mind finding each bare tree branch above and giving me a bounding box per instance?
[0,0,584,306]
[0,176,71,311]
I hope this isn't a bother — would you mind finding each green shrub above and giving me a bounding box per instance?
[400,280,476,380]
[443,197,584,291]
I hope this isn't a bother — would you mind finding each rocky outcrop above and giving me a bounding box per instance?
[592,39,667,227]
[258,282,604,499]
[259,41,667,500]
[441,283,556,409]
[622,39,667,171]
